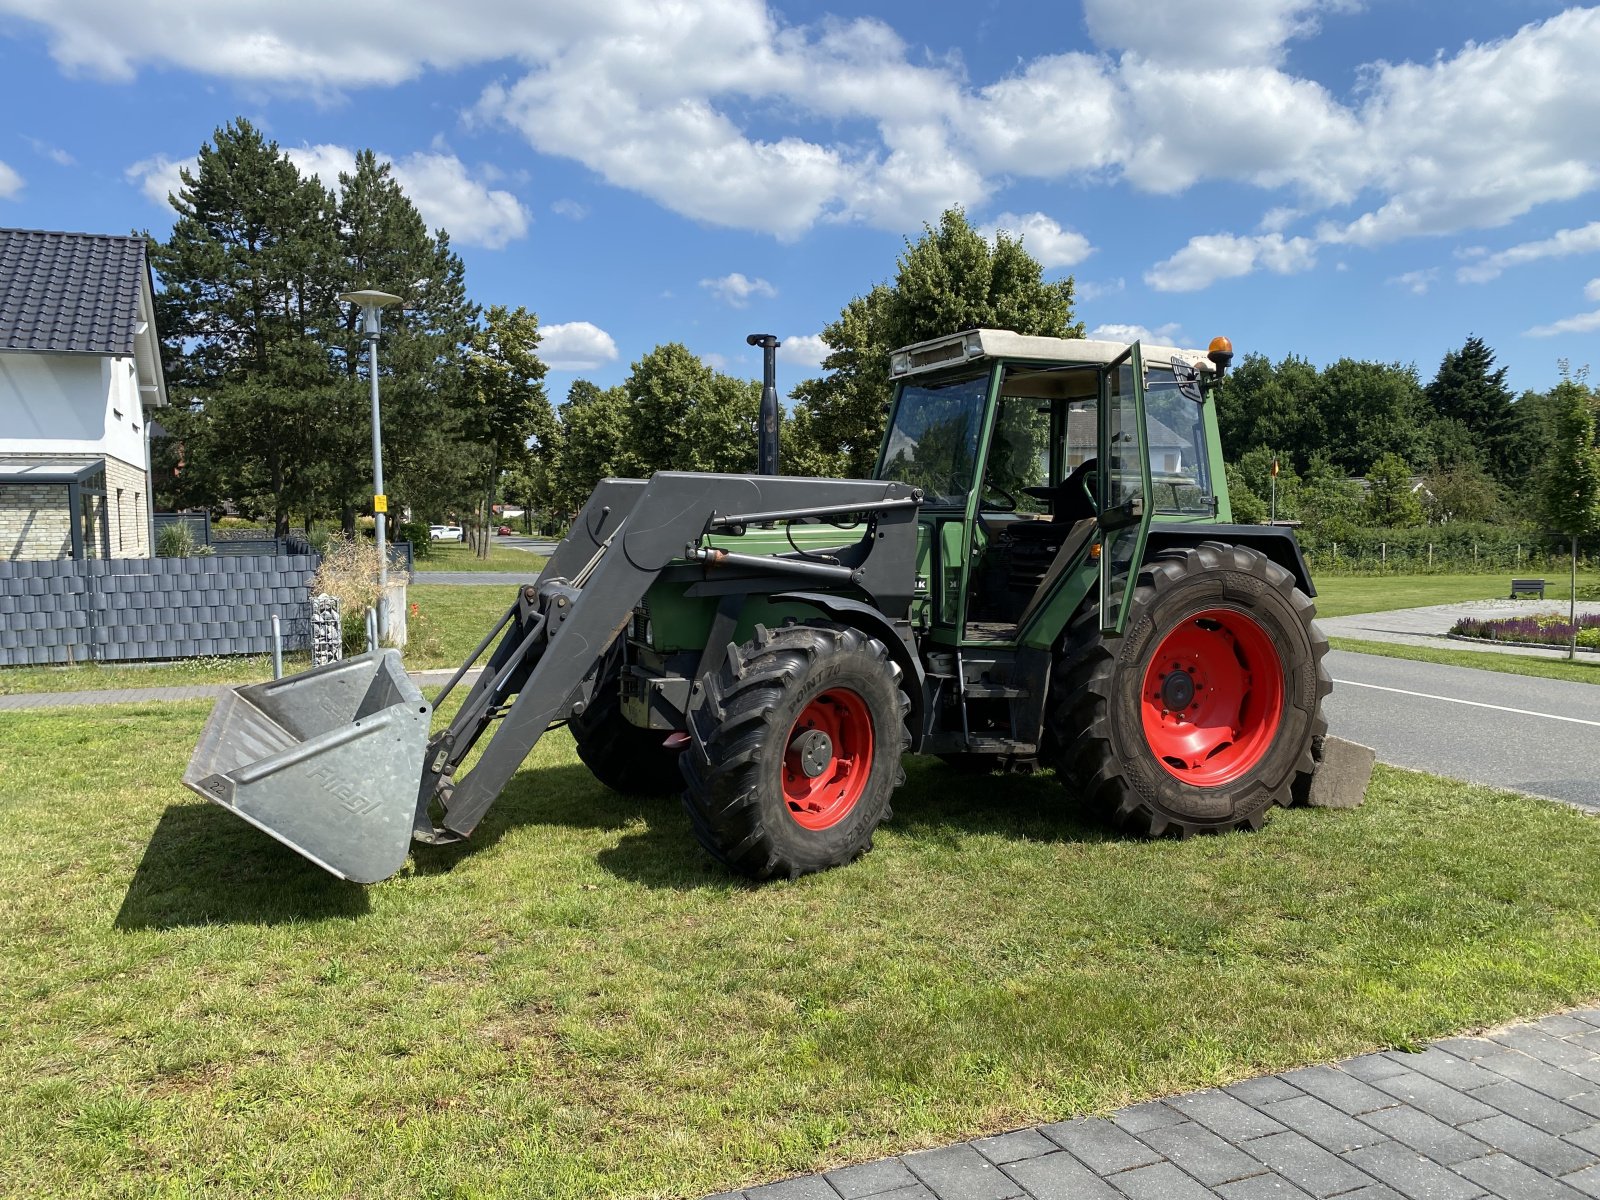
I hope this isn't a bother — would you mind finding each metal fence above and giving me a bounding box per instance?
[0,553,320,667]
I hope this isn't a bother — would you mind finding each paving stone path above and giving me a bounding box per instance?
[706,1008,1600,1200]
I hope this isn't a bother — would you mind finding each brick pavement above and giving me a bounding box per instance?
[705,1009,1600,1200]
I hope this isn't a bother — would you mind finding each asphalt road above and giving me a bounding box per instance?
[1324,647,1600,808]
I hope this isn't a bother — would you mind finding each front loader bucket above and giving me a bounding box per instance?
[182,650,431,883]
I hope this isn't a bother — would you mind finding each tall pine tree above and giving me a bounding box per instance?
[150,118,341,534]
[333,150,478,531]
[1425,336,1518,484]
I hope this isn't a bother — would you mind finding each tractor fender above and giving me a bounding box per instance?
[773,591,927,753]
[1144,524,1316,597]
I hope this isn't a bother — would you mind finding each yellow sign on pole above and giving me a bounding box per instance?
[373,494,388,514]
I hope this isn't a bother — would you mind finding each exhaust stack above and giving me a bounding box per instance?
[746,333,781,475]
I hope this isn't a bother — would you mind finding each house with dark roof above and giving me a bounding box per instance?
[0,228,167,560]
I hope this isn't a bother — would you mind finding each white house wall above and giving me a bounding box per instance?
[0,351,147,465]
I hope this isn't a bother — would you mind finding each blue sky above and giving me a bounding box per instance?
[2,0,1598,402]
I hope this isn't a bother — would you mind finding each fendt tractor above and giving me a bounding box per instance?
[184,329,1332,884]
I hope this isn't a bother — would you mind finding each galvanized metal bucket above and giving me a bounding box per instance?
[182,650,430,883]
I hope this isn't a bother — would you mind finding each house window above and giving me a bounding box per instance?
[117,488,125,553]
[78,468,108,560]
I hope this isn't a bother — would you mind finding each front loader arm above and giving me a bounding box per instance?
[417,472,922,843]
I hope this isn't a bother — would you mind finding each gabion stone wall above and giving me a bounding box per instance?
[0,553,318,667]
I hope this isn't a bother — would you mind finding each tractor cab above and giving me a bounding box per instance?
[876,329,1231,650]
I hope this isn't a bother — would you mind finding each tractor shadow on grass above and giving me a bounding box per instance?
[411,756,1123,891]
[116,803,370,930]
[409,763,747,893]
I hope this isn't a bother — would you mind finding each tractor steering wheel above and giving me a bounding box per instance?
[1021,458,1099,520]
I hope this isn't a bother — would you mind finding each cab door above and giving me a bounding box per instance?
[1098,343,1154,634]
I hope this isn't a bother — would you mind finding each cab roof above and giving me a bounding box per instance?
[889,328,1219,380]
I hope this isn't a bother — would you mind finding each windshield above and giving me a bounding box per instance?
[876,370,990,506]
[1143,365,1213,514]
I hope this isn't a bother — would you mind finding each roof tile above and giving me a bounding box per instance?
[0,228,148,355]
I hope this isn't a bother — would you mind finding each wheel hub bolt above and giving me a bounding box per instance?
[792,729,834,778]
[1161,670,1196,711]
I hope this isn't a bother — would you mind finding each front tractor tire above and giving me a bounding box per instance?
[681,622,909,881]
[572,675,684,796]
[1046,542,1330,837]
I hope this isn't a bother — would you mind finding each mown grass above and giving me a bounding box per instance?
[413,541,547,573]
[1313,572,1600,618]
[1328,636,1600,685]
[4,702,1600,1198]
[0,584,518,696]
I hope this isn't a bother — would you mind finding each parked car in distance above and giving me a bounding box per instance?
[496,525,513,536]
[429,524,464,542]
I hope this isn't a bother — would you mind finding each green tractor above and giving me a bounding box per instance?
[184,329,1331,884]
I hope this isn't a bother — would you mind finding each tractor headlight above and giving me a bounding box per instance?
[890,351,911,377]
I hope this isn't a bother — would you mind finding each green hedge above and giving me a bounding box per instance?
[1296,522,1600,575]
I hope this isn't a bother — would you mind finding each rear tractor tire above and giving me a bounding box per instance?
[572,676,684,796]
[680,622,909,880]
[1045,542,1330,836]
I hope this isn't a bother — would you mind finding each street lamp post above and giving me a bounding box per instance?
[339,289,403,642]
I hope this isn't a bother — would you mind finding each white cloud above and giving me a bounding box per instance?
[1088,322,1184,344]
[1457,222,1600,284]
[539,321,618,370]
[128,142,526,248]
[777,334,828,368]
[1084,0,1341,66]
[700,272,777,307]
[22,1,1600,261]
[1075,277,1126,304]
[124,153,191,207]
[551,198,587,220]
[1388,269,1437,295]
[1526,310,1600,338]
[25,137,73,166]
[978,211,1092,269]
[1146,232,1316,292]
[0,160,22,198]
[1587,278,1600,303]
[389,151,529,248]
[702,352,730,371]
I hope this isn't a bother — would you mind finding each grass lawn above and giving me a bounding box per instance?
[1312,572,1600,618]
[0,584,518,696]
[6,703,1600,1198]
[413,540,548,573]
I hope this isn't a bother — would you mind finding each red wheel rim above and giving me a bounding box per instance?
[1140,608,1284,787]
[782,688,874,830]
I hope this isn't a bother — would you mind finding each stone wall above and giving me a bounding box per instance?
[0,482,72,560]
[103,455,150,559]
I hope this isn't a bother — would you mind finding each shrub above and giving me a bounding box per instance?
[310,533,415,654]
[155,522,197,558]
[396,520,432,560]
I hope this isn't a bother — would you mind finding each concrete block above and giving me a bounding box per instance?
[1041,1117,1165,1174]
[1344,1142,1482,1200]
[1137,1120,1264,1185]
[1261,1096,1388,1153]
[973,1129,1059,1164]
[824,1158,921,1198]
[1307,735,1375,809]
[1169,1089,1290,1141]
[1003,1152,1121,1200]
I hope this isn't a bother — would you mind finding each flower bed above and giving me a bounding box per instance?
[1451,611,1600,650]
